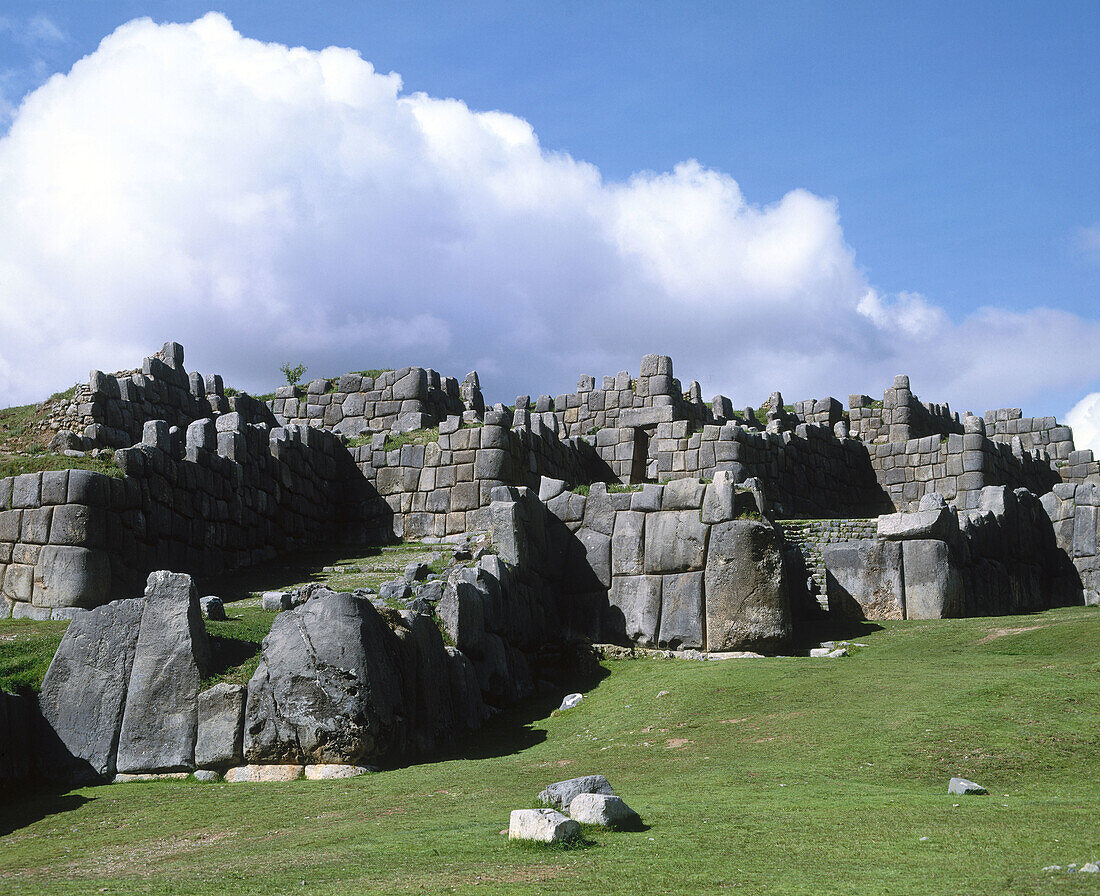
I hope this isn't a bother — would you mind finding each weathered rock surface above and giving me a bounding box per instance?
[224,764,303,783]
[704,520,791,653]
[195,682,246,769]
[568,792,640,828]
[116,571,211,774]
[243,591,406,766]
[508,808,580,842]
[537,774,614,812]
[37,597,145,780]
[303,763,375,779]
[824,540,904,620]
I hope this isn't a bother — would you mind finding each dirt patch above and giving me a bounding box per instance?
[976,625,1047,644]
[665,738,693,749]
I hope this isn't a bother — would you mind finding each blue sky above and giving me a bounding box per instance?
[0,2,1097,441]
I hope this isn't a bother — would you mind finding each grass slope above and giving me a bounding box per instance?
[2,608,1098,895]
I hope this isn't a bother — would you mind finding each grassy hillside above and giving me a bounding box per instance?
[2,606,1098,895]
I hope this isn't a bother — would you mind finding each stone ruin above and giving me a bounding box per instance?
[1,342,1098,788]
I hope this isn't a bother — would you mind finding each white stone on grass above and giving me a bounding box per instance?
[193,769,220,782]
[508,808,580,843]
[558,693,583,711]
[948,776,987,795]
[568,793,640,827]
[224,764,303,783]
[303,764,375,780]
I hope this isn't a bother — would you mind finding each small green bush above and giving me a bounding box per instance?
[280,362,307,387]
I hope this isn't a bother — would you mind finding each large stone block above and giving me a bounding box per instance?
[612,511,645,576]
[876,507,955,542]
[902,540,963,619]
[704,520,790,653]
[644,510,708,574]
[244,592,407,766]
[116,571,212,774]
[823,540,904,621]
[195,682,246,769]
[32,545,112,609]
[658,571,704,650]
[37,597,145,780]
[607,575,662,646]
[578,529,611,589]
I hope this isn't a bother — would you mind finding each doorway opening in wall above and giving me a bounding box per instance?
[630,427,654,484]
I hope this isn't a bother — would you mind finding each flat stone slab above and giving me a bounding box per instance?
[303,764,376,780]
[224,764,304,783]
[508,808,580,842]
[112,772,190,783]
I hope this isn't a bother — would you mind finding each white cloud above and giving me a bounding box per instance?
[1076,224,1100,263]
[0,12,1097,419]
[1067,393,1100,456]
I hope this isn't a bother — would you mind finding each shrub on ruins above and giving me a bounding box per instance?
[280,361,307,388]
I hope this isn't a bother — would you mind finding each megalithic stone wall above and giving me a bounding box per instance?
[48,341,276,451]
[1041,480,1100,605]
[347,408,610,541]
[0,417,380,617]
[495,476,796,654]
[268,366,471,437]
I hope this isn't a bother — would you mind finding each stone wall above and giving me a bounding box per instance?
[1041,480,1100,605]
[49,342,274,450]
[983,407,1077,464]
[824,487,1081,621]
[865,417,1060,513]
[0,416,374,617]
[269,366,473,437]
[650,420,890,518]
[778,518,878,602]
[349,410,608,541]
[551,354,714,439]
[527,475,791,653]
[849,375,963,444]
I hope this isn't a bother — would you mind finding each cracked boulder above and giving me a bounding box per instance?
[243,591,408,766]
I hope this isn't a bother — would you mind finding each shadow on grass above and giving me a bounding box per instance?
[0,788,93,837]
[790,615,884,652]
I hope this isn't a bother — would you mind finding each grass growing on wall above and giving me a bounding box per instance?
[0,452,123,481]
[383,427,440,453]
[2,606,1098,894]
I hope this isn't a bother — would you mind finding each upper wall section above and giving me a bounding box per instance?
[268,368,476,436]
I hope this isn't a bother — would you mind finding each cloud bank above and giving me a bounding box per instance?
[1,13,1098,434]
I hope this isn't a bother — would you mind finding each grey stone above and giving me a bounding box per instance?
[662,477,706,510]
[902,540,963,619]
[823,540,905,621]
[578,529,611,589]
[200,595,226,620]
[116,571,211,774]
[611,511,646,576]
[704,520,791,653]
[262,591,293,611]
[193,769,220,782]
[32,545,111,609]
[608,575,662,646]
[538,774,615,812]
[37,597,145,779]
[877,508,955,542]
[244,591,407,766]
[404,561,431,582]
[195,682,246,769]
[658,571,704,650]
[644,511,708,573]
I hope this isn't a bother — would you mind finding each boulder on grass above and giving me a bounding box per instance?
[508,808,580,843]
[537,774,614,812]
[568,792,641,828]
[948,776,987,795]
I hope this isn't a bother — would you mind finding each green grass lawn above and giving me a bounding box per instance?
[2,606,1098,894]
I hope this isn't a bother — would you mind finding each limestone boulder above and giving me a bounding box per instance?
[903,540,964,619]
[116,571,211,774]
[508,808,580,843]
[538,774,615,812]
[37,597,145,780]
[243,591,407,766]
[704,520,791,653]
[569,792,641,828]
